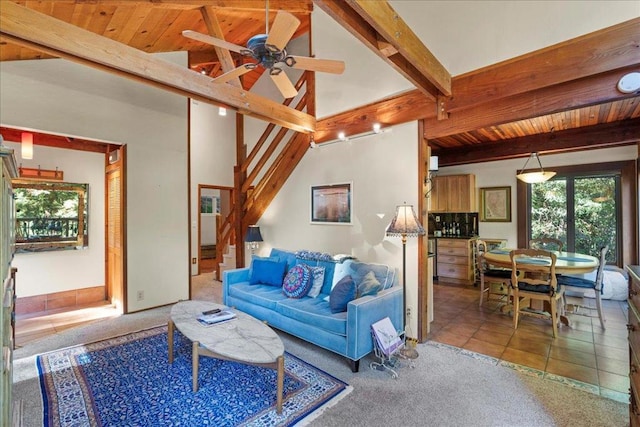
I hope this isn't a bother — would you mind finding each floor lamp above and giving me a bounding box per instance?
[385,203,425,359]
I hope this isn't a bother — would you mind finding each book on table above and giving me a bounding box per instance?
[197,310,236,326]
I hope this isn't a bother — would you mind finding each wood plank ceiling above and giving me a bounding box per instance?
[0,1,638,165]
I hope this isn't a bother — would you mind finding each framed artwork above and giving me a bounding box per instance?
[310,182,352,224]
[480,186,511,222]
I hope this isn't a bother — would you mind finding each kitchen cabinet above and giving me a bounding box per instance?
[0,147,17,426]
[628,265,640,426]
[429,174,476,212]
[437,238,474,285]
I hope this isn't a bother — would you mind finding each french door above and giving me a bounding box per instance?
[528,173,620,264]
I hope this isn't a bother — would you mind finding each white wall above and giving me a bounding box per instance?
[189,101,236,274]
[2,142,104,297]
[439,146,638,246]
[0,53,190,311]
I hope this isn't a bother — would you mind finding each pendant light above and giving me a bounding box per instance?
[516,152,555,183]
[21,132,33,160]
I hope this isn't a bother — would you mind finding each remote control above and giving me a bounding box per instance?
[202,308,221,315]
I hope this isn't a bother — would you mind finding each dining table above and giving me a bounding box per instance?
[482,248,599,324]
[483,248,599,275]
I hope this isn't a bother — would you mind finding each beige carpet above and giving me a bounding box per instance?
[12,300,629,427]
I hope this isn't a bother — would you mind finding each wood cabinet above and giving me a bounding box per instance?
[429,174,476,212]
[437,238,474,285]
[628,265,640,426]
[1,147,17,426]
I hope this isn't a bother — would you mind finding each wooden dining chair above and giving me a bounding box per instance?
[557,246,608,329]
[475,239,511,307]
[510,249,564,337]
[529,237,563,252]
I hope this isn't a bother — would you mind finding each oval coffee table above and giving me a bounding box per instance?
[168,300,285,413]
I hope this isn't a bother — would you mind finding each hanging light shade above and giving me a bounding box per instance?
[21,132,33,160]
[516,152,556,183]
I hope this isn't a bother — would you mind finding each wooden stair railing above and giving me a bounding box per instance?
[211,72,314,271]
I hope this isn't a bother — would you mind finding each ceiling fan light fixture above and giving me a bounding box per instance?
[516,152,556,183]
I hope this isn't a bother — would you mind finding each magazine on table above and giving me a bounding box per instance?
[197,310,236,326]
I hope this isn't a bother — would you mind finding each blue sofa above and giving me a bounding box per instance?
[222,248,403,371]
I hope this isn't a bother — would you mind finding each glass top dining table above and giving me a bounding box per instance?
[483,248,599,275]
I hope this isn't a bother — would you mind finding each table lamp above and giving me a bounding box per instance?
[245,225,263,254]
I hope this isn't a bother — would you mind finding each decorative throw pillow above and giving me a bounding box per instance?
[282,265,313,298]
[329,275,356,313]
[249,258,287,286]
[306,266,326,298]
[357,270,382,297]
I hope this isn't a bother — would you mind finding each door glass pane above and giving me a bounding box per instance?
[530,178,567,246]
[574,176,617,263]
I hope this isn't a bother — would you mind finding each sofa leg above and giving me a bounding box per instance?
[349,359,360,372]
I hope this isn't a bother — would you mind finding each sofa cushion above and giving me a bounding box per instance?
[269,248,298,272]
[229,282,289,310]
[349,261,392,290]
[249,258,287,286]
[306,266,326,298]
[357,270,382,297]
[283,265,312,298]
[329,275,356,313]
[275,298,347,336]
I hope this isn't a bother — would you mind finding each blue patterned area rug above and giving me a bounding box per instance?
[36,326,350,426]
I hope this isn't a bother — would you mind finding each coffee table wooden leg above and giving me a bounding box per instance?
[192,341,199,392]
[276,355,284,414]
[168,320,174,364]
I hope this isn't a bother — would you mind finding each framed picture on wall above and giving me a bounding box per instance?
[480,186,511,222]
[310,182,352,224]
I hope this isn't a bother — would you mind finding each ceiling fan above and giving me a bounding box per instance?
[182,10,345,99]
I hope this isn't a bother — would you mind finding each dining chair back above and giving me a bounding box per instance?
[475,239,511,307]
[510,249,564,337]
[557,246,608,329]
[529,237,564,252]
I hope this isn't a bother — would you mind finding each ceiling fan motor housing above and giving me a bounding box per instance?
[246,34,287,70]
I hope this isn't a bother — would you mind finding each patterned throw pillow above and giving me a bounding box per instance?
[306,266,326,298]
[282,265,312,298]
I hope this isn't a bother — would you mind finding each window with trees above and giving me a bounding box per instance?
[13,180,89,252]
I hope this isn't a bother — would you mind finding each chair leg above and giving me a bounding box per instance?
[512,291,520,330]
[550,298,558,338]
[595,292,606,330]
[479,276,486,307]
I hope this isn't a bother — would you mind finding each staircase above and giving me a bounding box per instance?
[217,244,236,281]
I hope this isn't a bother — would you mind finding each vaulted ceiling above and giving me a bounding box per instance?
[0,1,638,166]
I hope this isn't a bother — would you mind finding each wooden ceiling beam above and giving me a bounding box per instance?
[423,67,639,139]
[0,126,114,154]
[200,6,241,88]
[314,89,432,143]
[440,17,640,115]
[313,0,451,101]
[37,1,313,13]
[0,2,315,133]
[433,119,640,166]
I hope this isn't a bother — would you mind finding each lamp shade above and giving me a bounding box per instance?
[245,225,263,243]
[385,204,426,237]
[429,156,439,172]
[516,152,555,183]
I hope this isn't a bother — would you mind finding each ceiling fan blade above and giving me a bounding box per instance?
[270,71,298,99]
[212,64,254,84]
[182,30,246,54]
[285,56,345,74]
[265,11,300,51]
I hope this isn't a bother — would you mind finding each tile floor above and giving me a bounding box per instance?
[428,281,630,400]
[14,274,630,401]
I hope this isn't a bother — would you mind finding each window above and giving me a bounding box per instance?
[13,180,89,252]
[528,174,619,263]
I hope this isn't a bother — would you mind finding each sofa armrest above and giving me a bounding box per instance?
[222,268,250,305]
[345,286,403,360]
